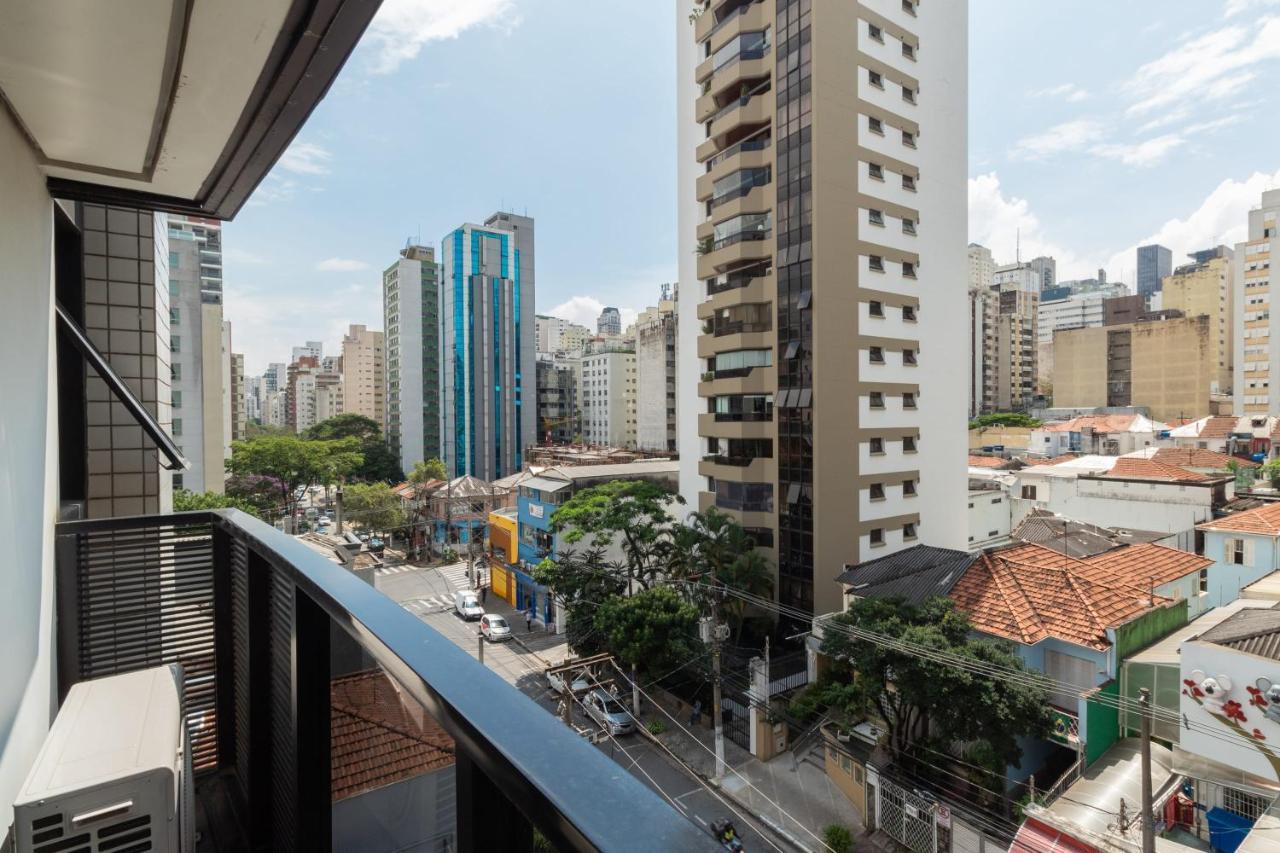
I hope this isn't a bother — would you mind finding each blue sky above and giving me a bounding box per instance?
[226,0,1280,374]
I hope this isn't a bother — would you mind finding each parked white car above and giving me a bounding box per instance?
[545,667,591,695]
[479,614,511,642]
[454,590,484,621]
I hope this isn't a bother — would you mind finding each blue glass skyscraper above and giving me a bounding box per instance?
[439,212,535,481]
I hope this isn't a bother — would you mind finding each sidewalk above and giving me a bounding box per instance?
[645,696,868,852]
[475,590,568,665]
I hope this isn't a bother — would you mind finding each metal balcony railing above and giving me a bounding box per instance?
[54,509,714,853]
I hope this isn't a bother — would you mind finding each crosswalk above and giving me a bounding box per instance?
[437,562,482,591]
[400,596,456,616]
[374,563,418,576]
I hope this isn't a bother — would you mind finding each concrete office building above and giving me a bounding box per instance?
[292,340,322,362]
[342,323,385,424]
[994,261,1041,295]
[440,214,536,480]
[230,351,246,442]
[1029,255,1056,292]
[1162,247,1233,395]
[1137,243,1172,303]
[581,348,636,448]
[597,306,622,337]
[535,314,590,355]
[1054,315,1216,423]
[680,0,968,617]
[1234,190,1280,414]
[1037,292,1107,393]
[167,214,226,493]
[536,354,579,444]
[383,245,441,475]
[636,294,678,452]
[968,243,994,290]
[969,285,997,417]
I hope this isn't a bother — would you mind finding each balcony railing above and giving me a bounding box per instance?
[54,509,714,853]
[712,228,771,252]
[706,134,771,171]
[705,0,765,41]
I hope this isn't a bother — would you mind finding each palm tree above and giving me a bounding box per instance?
[665,508,775,640]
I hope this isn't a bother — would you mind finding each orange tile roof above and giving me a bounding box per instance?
[950,543,1181,650]
[1039,414,1140,433]
[1151,447,1259,469]
[1104,457,1209,482]
[1078,542,1212,588]
[1198,502,1280,535]
[968,455,1008,468]
[1025,453,1080,466]
[1199,416,1241,438]
[331,670,455,801]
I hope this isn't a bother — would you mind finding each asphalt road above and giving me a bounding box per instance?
[375,561,792,853]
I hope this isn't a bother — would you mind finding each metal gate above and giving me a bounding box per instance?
[721,694,751,750]
[878,775,937,853]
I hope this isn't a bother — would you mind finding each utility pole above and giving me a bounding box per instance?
[478,633,485,666]
[335,484,344,536]
[708,563,726,782]
[1139,687,1155,853]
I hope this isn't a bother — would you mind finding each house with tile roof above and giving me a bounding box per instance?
[1030,413,1168,458]
[1171,414,1280,461]
[1197,504,1280,614]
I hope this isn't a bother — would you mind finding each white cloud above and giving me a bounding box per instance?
[245,175,298,207]
[1031,83,1090,103]
[1123,16,1280,116]
[364,0,518,75]
[277,141,332,175]
[1010,119,1104,161]
[1225,0,1280,17]
[968,172,1093,277]
[1102,168,1280,282]
[544,296,637,331]
[1091,134,1185,167]
[316,257,370,272]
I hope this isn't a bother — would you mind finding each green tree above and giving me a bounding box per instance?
[227,435,363,515]
[410,457,449,484]
[820,596,1051,766]
[173,489,263,519]
[664,508,775,641]
[244,422,291,438]
[1263,458,1280,489]
[822,825,853,853]
[550,479,682,591]
[308,415,404,484]
[592,586,701,677]
[968,412,1042,430]
[532,547,625,655]
[342,482,406,532]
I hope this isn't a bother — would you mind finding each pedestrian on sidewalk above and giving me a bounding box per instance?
[526,608,533,632]
[691,699,703,726]
[480,585,488,605]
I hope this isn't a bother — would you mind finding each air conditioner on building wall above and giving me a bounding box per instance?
[13,665,194,853]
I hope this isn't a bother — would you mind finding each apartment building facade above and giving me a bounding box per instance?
[581,348,636,447]
[536,354,580,444]
[1162,247,1233,395]
[342,323,386,424]
[383,245,441,474]
[636,296,679,451]
[167,215,226,492]
[681,0,967,618]
[1234,190,1280,415]
[230,351,246,442]
[535,314,591,355]
[440,215,537,480]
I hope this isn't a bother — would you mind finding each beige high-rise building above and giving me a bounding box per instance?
[968,243,994,290]
[679,0,968,618]
[1233,193,1280,415]
[230,352,246,442]
[636,294,678,452]
[1054,315,1215,423]
[342,324,385,424]
[1162,247,1233,395]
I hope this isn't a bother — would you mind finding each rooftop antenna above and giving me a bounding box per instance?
[1016,228,1021,264]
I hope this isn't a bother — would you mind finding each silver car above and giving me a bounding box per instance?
[584,688,634,735]
[545,668,591,695]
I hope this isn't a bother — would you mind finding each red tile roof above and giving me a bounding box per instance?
[1151,447,1259,469]
[1025,453,1080,466]
[968,455,1008,468]
[950,543,1185,650]
[1104,457,1209,482]
[1039,414,1141,433]
[1198,502,1280,535]
[1078,542,1212,588]
[331,670,455,801]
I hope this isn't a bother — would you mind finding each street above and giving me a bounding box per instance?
[375,561,792,852]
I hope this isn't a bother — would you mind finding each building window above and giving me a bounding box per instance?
[172,418,183,437]
[869,70,884,89]
[903,261,917,278]
[869,300,884,317]
[1198,567,1209,595]
[172,391,182,409]
[869,346,885,364]
[903,86,915,104]
[173,473,183,490]
[869,209,885,226]
[903,479,916,495]
[902,0,917,15]
[869,391,885,409]
[870,483,885,500]
[903,436,917,452]
[1228,538,1247,565]
[869,117,884,135]
[870,437,885,454]
[868,23,883,42]
[869,255,885,272]
[1021,484,1037,500]
[870,528,885,546]
[903,218,916,235]
[903,522,917,539]
[170,307,180,324]
[869,163,884,180]
[169,251,180,268]
[171,363,181,382]
[902,304,917,321]
[903,349,917,365]
[902,130,916,148]
[902,392,917,408]
[170,335,181,353]
[902,41,916,59]
[903,174,917,191]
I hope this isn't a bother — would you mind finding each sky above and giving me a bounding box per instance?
[225,0,1280,375]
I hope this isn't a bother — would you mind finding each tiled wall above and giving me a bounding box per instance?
[81,204,173,517]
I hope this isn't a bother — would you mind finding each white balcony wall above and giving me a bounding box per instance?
[859,255,918,298]
[858,350,919,385]
[860,488,913,521]
[858,117,916,165]
[0,108,58,821]
[858,393,919,429]
[860,210,919,255]
[863,0,920,32]
[859,527,912,559]
[857,25,919,79]
[859,303,916,340]
[857,165,920,211]
[857,75,916,120]
[860,442,916,476]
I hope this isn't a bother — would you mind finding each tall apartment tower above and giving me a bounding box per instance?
[383,245,441,475]
[636,293,679,451]
[1029,255,1056,292]
[679,0,968,618]
[1137,243,1172,303]
[1163,246,1234,395]
[167,215,226,493]
[440,215,536,480]
[342,323,386,424]
[1234,190,1280,414]
[967,243,994,290]
[597,306,622,337]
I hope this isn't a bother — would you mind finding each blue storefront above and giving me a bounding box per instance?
[513,475,570,625]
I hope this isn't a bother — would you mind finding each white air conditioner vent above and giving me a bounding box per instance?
[13,665,193,853]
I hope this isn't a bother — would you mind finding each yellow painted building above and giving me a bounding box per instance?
[487,508,519,606]
[1161,256,1232,393]
[1053,316,1215,423]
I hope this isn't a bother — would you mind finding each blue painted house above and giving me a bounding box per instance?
[1196,503,1280,609]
